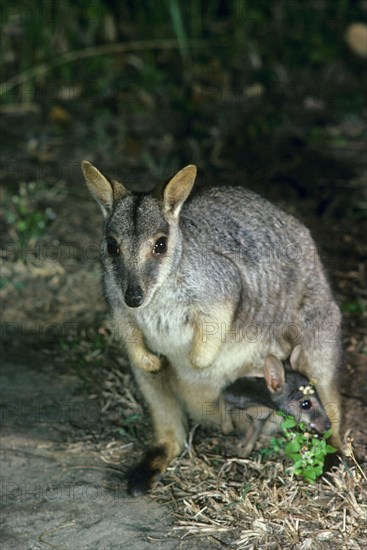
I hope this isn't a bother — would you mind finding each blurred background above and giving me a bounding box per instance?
[1,0,367,184]
[1,3,366,547]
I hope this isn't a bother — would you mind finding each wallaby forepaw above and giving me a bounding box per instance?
[139,352,162,373]
[189,350,213,369]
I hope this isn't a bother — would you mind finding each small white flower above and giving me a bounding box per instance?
[299,384,315,395]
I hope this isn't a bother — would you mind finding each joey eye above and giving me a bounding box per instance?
[106,236,120,256]
[300,400,312,410]
[153,236,167,255]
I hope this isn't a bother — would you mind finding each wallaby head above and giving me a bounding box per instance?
[264,346,331,434]
[82,161,197,308]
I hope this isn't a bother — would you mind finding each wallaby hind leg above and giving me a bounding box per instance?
[302,333,343,449]
[128,365,187,496]
[236,417,268,458]
[128,438,182,496]
[313,381,342,449]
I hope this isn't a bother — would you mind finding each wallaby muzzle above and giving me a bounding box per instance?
[309,411,331,434]
[125,285,144,308]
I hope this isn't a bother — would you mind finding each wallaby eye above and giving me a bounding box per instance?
[153,236,167,255]
[300,399,312,410]
[106,236,120,256]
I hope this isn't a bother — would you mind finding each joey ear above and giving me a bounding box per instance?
[264,355,285,393]
[289,345,302,369]
[81,161,128,218]
[163,165,197,217]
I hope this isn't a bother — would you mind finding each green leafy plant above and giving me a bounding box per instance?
[342,299,367,315]
[3,182,56,250]
[262,413,337,483]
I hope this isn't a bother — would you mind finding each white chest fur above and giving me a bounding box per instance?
[129,292,287,425]
[135,297,194,358]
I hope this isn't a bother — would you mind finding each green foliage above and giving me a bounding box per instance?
[2,1,364,96]
[224,482,252,509]
[3,182,54,247]
[261,413,337,483]
[169,0,190,63]
[118,411,143,440]
[347,199,367,221]
[1,0,365,166]
[341,299,367,315]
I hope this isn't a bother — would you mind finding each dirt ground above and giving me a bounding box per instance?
[0,101,366,548]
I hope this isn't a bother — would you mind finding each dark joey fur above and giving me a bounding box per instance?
[82,162,342,494]
[222,347,332,457]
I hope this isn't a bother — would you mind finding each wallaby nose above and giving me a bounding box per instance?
[311,417,331,433]
[125,286,144,308]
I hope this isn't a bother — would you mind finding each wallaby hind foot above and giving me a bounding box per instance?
[128,445,168,496]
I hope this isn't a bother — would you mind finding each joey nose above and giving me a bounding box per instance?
[125,286,144,308]
[311,417,331,433]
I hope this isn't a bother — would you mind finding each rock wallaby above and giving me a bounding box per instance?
[222,345,332,458]
[81,161,342,495]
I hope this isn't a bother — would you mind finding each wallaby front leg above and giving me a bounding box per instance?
[189,306,233,369]
[128,367,187,495]
[124,321,162,373]
[314,381,342,449]
[301,338,343,450]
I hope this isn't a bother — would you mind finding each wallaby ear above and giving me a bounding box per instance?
[163,165,197,217]
[81,161,128,218]
[289,345,302,369]
[264,355,285,393]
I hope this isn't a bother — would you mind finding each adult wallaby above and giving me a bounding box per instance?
[81,161,342,496]
[222,345,332,458]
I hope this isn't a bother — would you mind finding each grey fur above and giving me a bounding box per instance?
[82,162,342,490]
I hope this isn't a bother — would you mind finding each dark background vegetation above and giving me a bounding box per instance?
[1,0,367,183]
[0,2,366,547]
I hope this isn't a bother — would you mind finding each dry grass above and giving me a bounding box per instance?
[147,428,367,549]
[48,318,366,549]
[92,356,367,548]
